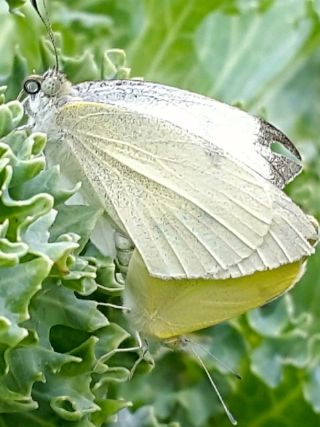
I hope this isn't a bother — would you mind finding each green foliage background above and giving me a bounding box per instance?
[0,0,320,426]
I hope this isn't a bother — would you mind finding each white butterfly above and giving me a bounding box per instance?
[21,69,318,281]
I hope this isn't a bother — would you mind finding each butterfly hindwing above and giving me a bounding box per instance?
[125,250,306,339]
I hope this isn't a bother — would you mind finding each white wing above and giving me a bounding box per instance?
[54,102,317,279]
[72,80,302,189]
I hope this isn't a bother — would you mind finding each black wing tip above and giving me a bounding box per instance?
[260,120,302,161]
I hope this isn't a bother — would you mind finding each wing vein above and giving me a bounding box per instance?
[76,130,266,251]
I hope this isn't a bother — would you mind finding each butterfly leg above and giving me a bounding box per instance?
[128,332,154,380]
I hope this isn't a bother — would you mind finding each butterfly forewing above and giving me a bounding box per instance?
[73,80,302,188]
[55,101,316,279]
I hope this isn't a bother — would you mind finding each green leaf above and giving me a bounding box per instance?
[50,205,103,254]
[4,48,28,100]
[28,281,109,348]
[113,406,169,427]
[194,0,311,103]
[5,0,26,14]
[91,399,131,427]
[17,165,79,205]
[0,341,79,413]
[304,364,320,413]
[247,297,291,337]
[250,331,311,388]
[62,50,101,83]
[0,257,51,347]
[19,210,80,264]
[0,237,28,267]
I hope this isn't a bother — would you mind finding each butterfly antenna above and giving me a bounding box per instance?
[193,341,242,380]
[31,0,59,71]
[189,343,238,425]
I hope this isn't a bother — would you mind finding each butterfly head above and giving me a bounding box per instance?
[22,68,71,99]
[20,68,73,134]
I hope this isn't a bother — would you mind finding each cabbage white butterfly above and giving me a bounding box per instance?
[21,68,318,281]
[22,0,317,284]
[21,58,318,363]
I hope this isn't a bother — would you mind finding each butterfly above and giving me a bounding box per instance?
[19,65,318,338]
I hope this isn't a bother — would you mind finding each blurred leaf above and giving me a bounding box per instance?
[194,0,310,102]
[5,0,26,14]
[113,406,177,427]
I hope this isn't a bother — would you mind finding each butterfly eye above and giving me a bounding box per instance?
[23,78,41,95]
